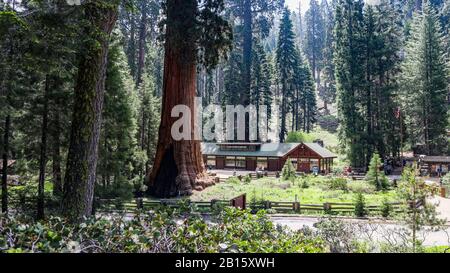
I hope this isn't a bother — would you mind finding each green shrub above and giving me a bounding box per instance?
[226,176,241,184]
[326,178,348,191]
[348,181,375,194]
[0,207,325,253]
[286,131,314,143]
[354,192,368,217]
[380,198,393,218]
[366,153,389,191]
[442,173,450,185]
[300,178,309,189]
[281,159,296,181]
[95,177,134,201]
[244,175,252,184]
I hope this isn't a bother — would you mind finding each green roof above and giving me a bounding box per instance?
[302,143,337,158]
[201,142,337,158]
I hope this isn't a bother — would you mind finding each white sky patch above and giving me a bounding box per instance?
[285,0,310,15]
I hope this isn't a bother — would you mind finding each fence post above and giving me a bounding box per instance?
[264,201,271,210]
[324,202,331,214]
[136,198,144,210]
[211,199,217,209]
[293,202,300,213]
[441,187,446,198]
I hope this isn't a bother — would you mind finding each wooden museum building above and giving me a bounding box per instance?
[201,142,337,174]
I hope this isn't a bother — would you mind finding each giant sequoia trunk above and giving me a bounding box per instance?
[146,0,213,198]
[62,1,119,221]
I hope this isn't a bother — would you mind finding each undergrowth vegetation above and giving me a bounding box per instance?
[0,207,325,253]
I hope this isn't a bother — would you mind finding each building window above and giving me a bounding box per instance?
[299,158,310,163]
[310,159,319,171]
[236,157,246,168]
[290,158,298,169]
[225,157,235,168]
[207,156,215,167]
[257,158,268,170]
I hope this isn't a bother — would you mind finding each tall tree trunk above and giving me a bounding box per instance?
[62,1,119,221]
[37,75,50,220]
[146,0,213,198]
[279,82,287,143]
[1,115,10,213]
[242,0,252,141]
[51,108,62,197]
[136,1,148,86]
[127,13,137,80]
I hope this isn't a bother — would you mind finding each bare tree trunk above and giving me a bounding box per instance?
[1,115,10,213]
[62,1,119,221]
[37,75,50,220]
[136,1,147,86]
[51,109,62,197]
[146,0,213,198]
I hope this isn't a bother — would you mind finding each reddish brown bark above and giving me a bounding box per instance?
[146,0,213,198]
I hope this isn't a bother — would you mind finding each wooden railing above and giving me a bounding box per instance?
[94,197,403,216]
[248,200,402,215]
[6,193,404,216]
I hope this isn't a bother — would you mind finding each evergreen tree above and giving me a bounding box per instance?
[335,0,402,167]
[320,0,337,111]
[400,2,449,155]
[365,152,389,191]
[334,0,366,167]
[354,192,367,217]
[276,8,298,142]
[97,31,140,196]
[251,39,273,138]
[304,0,326,84]
[224,0,283,141]
[281,158,296,181]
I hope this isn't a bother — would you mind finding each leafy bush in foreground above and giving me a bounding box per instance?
[0,208,325,253]
[326,177,348,192]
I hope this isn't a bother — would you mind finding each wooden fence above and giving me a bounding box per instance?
[94,197,403,216]
[6,193,404,216]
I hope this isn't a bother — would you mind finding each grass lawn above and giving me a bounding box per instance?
[191,175,399,205]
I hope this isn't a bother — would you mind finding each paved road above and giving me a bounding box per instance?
[271,216,450,247]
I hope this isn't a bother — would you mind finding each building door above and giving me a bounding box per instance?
[298,158,310,173]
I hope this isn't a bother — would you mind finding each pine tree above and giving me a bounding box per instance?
[365,152,389,191]
[251,39,272,138]
[400,2,449,155]
[321,0,337,111]
[354,192,367,217]
[304,0,326,84]
[334,0,367,168]
[0,7,29,214]
[281,158,296,181]
[224,0,283,141]
[276,8,298,142]
[335,0,402,167]
[98,32,140,195]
